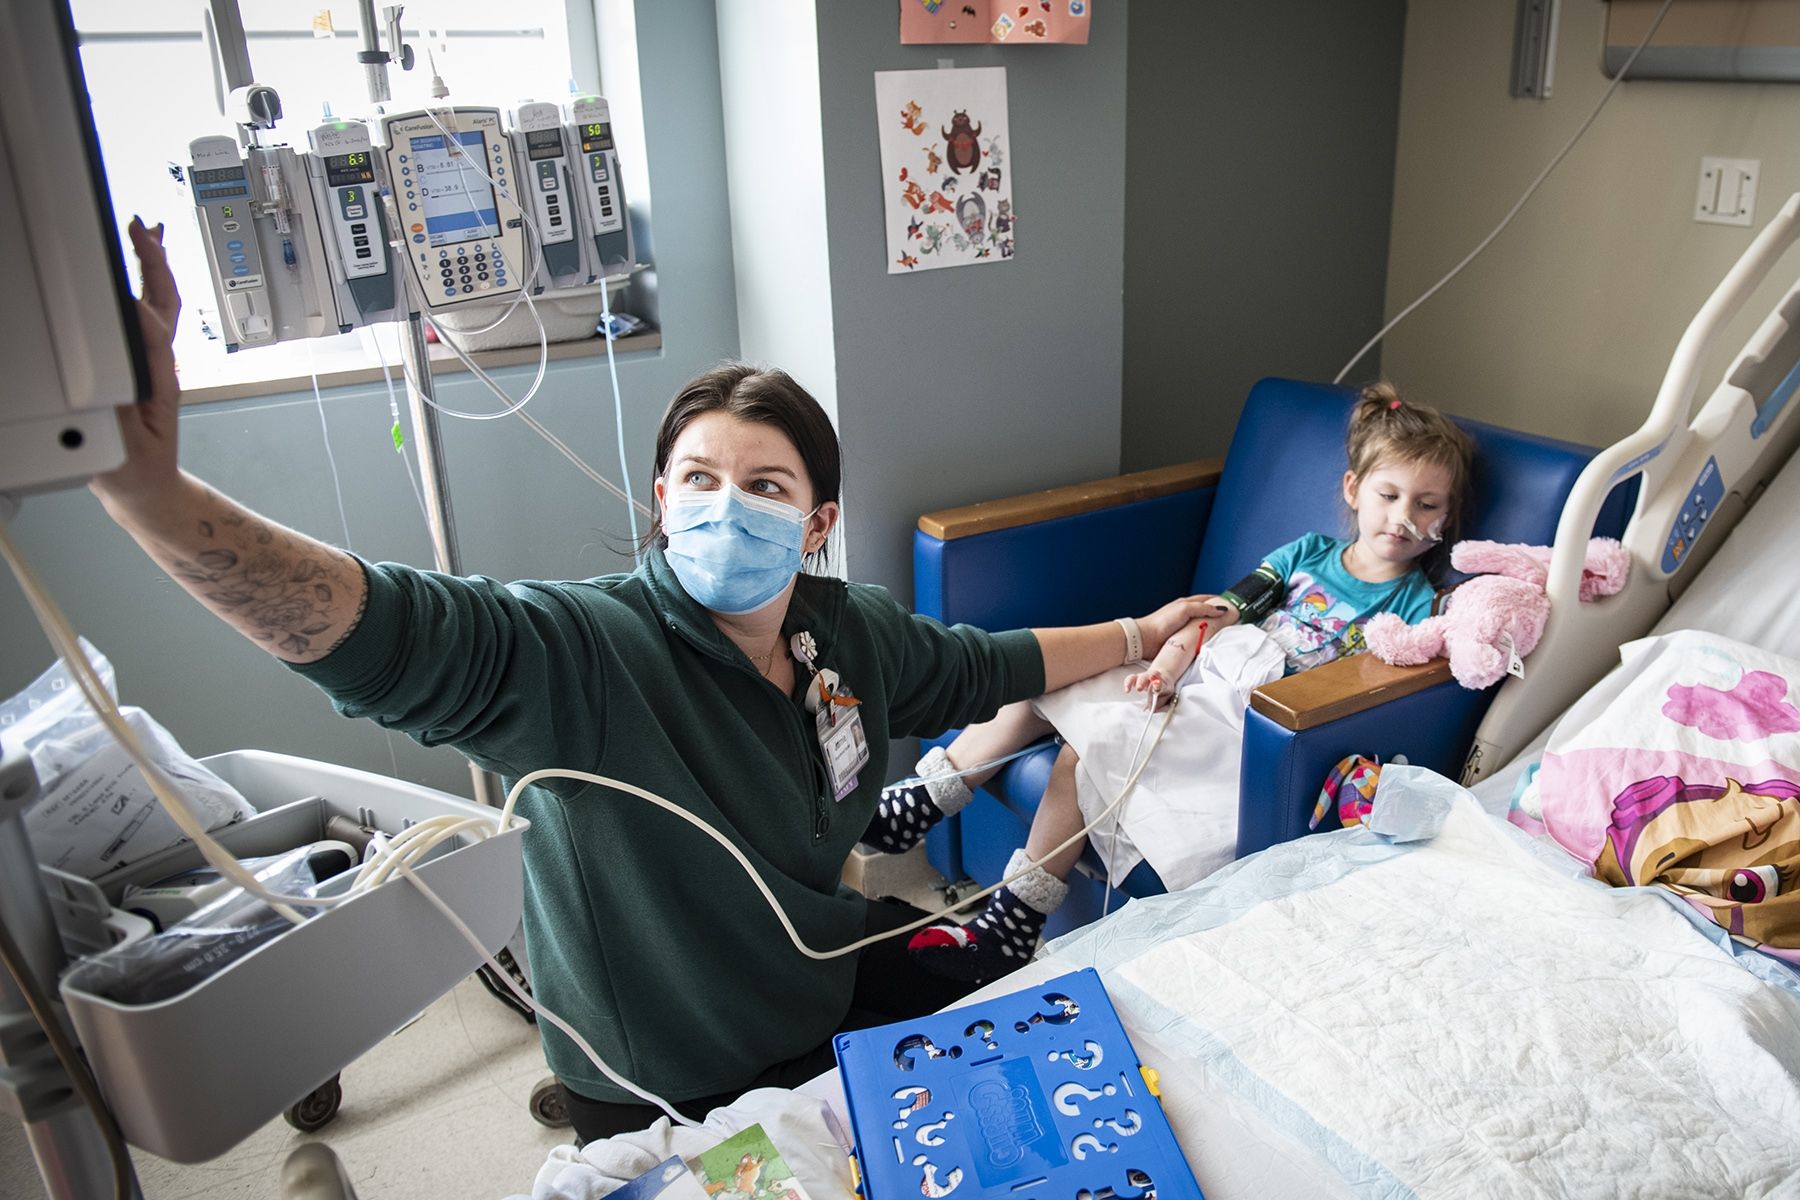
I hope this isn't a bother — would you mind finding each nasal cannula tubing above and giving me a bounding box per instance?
[0,522,1175,1128]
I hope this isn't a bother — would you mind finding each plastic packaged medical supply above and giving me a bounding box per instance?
[0,641,257,880]
[120,839,359,931]
[64,842,355,1006]
[1365,763,1458,844]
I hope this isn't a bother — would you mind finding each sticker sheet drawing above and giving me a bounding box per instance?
[875,68,1014,273]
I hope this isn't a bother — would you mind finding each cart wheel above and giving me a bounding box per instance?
[285,1074,343,1133]
[530,1076,571,1128]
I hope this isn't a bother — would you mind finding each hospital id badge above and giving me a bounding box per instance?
[816,701,870,802]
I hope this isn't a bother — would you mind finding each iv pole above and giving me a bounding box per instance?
[204,0,501,808]
[347,1,502,809]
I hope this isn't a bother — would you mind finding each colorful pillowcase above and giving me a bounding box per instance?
[1513,630,1800,961]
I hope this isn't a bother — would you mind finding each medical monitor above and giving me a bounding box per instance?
[0,0,148,499]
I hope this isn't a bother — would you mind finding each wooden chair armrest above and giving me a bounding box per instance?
[917,459,1224,541]
[1249,654,1455,732]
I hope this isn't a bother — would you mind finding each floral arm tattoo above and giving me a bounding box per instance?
[148,485,368,662]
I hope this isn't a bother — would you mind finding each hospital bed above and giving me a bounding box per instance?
[505,199,1800,1200]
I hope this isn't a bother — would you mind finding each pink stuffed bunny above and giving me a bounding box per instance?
[1364,538,1630,689]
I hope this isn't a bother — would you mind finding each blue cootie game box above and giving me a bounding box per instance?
[832,968,1203,1200]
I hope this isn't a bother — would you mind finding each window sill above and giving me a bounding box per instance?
[178,330,663,408]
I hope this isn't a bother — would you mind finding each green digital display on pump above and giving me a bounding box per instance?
[325,151,376,188]
[579,122,614,153]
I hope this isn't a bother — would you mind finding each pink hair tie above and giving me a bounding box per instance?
[1388,398,1402,410]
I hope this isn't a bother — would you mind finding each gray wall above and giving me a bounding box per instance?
[0,0,739,799]
[1120,0,1407,469]
[813,4,1133,597]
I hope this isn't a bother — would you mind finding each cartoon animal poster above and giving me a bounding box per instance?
[875,67,1015,274]
[900,0,1092,45]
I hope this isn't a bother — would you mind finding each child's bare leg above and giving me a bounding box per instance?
[946,701,1056,789]
[908,743,1078,984]
[1024,743,1087,881]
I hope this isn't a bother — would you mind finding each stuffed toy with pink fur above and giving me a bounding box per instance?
[1364,538,1630,689]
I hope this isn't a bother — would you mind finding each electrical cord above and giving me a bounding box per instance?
[886,740,1053,790]
[0,911,133,1200]
[1334,0,1679,384]
[1101,685,1165,919]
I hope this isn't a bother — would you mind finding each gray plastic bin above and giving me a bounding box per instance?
[58,750,527,1163]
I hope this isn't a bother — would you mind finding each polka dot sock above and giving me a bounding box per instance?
[859,746,972,854]
[908,849,1069,984]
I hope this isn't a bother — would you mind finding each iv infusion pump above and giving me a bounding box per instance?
[178,96,642,352]
[379,106,529,315]
[305,120,396,324]
[507,101,585,290]
[567,95,636,275]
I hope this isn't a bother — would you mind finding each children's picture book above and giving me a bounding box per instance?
[691,1124,815,1200]
[613,1156,712,1200]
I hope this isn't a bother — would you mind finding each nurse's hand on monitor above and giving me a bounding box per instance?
[93,217,182,507]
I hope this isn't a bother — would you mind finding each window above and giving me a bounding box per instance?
[72,2,590,392]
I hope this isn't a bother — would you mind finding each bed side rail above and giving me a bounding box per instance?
[1470,192,1800,782]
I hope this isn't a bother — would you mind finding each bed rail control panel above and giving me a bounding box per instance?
[1662,456,1722,574]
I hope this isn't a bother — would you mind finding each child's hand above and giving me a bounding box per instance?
[1123,668,1174,710]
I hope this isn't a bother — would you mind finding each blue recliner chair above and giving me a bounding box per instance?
[913,378,1633,938]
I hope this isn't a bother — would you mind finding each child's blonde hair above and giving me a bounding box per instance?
[1345,381,1475,578]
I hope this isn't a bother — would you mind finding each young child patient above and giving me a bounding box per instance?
[861,383,1476,983]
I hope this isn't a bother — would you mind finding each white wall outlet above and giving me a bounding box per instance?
[1696,157,1759,227]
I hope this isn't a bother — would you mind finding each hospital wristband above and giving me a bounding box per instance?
[1116,617,1143,665]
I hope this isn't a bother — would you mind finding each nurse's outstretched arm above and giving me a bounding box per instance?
[88,219,367,665]
[1033,594,1221,693]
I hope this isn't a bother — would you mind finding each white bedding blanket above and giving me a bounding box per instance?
[1047,768,1800,1199]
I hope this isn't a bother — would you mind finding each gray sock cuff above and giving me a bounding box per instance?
[920,746,974,816]
[1002,848,1069,915]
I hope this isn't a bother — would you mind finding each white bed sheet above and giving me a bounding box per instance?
[1047,771,1800,1199]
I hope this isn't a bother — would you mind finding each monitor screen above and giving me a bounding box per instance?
[409,131,500,247]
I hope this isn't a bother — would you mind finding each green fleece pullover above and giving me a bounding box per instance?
[290,547,1044,1102]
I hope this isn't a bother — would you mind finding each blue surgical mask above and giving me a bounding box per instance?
[662,483,816,615]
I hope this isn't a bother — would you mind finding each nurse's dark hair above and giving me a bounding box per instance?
[644,363,842,568]
[1345,381,1475,581]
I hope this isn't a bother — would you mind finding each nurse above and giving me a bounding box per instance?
[98,220,1214,1143]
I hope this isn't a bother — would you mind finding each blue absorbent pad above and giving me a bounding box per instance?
[833,968,1203,1200]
